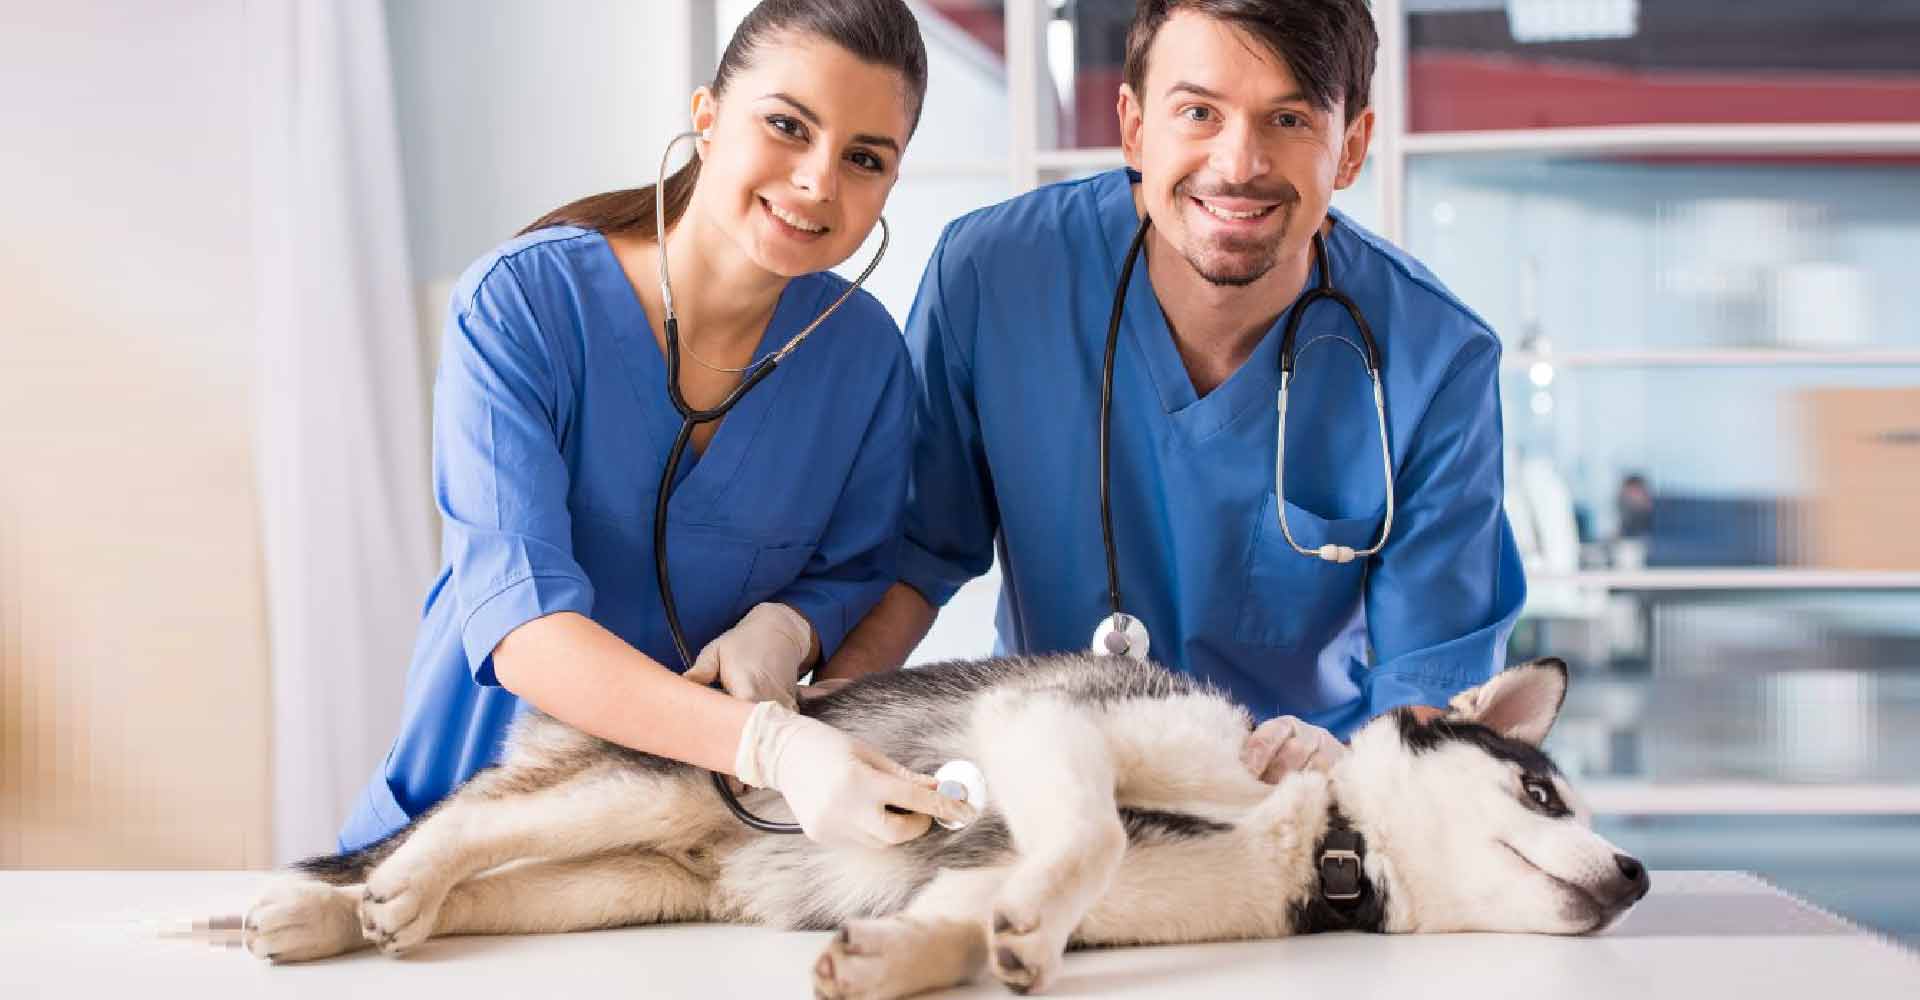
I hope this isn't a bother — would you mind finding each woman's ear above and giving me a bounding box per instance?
[690,86,719,153]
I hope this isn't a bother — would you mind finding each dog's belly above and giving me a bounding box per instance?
[1072,827,1300,946]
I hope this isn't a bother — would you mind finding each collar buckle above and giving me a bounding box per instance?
[1319,847,1363,902]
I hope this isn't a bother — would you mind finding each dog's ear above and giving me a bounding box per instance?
[1444,658,1568,746]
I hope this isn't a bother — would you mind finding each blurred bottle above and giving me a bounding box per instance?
[1613,473,1652,570]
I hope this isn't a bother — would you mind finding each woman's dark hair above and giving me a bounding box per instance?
[521,0,927,240]
[1122,0,1376,123]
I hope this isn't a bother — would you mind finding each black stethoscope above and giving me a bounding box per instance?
[649,131,888,835]
[1092,213,1397,661]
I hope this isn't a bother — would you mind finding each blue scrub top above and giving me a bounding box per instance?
[897,169,1526,738]
[340,226,912,852]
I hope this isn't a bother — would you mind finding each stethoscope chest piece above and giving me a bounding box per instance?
[933,759,989,830]
[1091,612,1150,661]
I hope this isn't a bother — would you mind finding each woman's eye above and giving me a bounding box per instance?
[849,150,884,172]
[767,115,806,140]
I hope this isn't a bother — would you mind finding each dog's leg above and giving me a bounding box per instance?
[359,767,717,955]
[814,867,1006,1000]
[244,877,368,963]
[429,849,713,936]
[975,692,1126,994]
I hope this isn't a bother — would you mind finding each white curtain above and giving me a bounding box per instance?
[248,0,435,864]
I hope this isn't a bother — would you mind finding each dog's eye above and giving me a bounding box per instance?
[1522,778,1557,811]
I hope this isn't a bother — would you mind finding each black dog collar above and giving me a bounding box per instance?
[1289,803,1388,935]
[1316,805,1373,910]
[1318,824,1366,902]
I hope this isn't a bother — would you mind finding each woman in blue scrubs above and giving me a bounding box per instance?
[341,0,961,854]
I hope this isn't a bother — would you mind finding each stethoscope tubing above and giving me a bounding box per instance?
[1095,211,1394,658]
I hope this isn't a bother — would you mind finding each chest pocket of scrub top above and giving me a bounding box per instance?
[1236,494,1380,649]
[738,541,812,610]
[571,513,761,660]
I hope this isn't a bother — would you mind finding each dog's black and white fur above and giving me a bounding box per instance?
[243,654,1649,998]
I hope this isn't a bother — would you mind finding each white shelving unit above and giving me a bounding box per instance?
[1373,2,1920,816]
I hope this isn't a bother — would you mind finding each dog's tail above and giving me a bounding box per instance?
[290,824,410,886]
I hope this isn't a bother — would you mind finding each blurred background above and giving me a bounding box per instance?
[2,0,1915,945]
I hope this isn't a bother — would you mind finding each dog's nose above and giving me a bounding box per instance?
[1615,854,1650,901]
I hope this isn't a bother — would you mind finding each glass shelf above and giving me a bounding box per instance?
[1532,571,1920,591]
[1583,783,1920,816]
[1504,349,1920,370]
[1408,157,1920,355]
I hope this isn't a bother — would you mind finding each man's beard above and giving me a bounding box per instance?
[1182,219,1288,286]
[1173,178,1298,287]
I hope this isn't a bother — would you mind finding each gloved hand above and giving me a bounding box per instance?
[686,602,814,710]
[1241,715,1348,783]
[735,701,974,847]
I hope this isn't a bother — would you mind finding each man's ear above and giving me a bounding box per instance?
[1444,658,1569,747]
[1334,106,1374,190]
[1117,83,1145,172]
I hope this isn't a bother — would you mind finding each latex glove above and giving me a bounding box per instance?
[735,701,974,847]
[686,602,813,710]
[1241,715,1348,783]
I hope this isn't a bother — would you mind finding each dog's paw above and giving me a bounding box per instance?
[243,879,365,963]
[814,920,910,1000]
[814,917,977,1000]
[988,901,1062,995]
[358,868,449,955]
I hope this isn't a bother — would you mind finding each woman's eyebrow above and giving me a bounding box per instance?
[764,92,901,154]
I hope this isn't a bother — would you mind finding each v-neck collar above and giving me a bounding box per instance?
[590,231,806,519]
[1094,169,1338,448]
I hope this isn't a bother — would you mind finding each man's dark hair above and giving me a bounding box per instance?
[1122,0,1377,123]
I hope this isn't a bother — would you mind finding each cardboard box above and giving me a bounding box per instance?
[1799,387,1920,570]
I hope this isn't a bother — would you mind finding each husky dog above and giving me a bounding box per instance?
[243,654,1648,998]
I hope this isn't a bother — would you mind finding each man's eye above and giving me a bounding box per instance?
[1275,112,1305,128]
[1181,106,1213,123]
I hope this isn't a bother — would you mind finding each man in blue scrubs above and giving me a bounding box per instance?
[827,0,1525,773]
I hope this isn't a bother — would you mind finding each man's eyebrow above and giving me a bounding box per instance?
[1164,81,1310,107]
[765,92,901,153]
